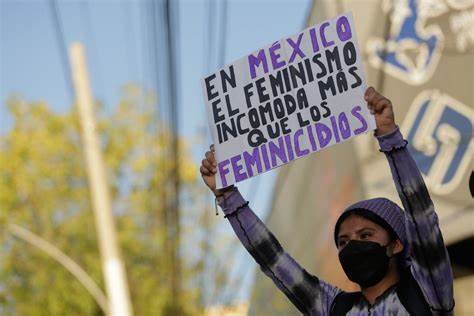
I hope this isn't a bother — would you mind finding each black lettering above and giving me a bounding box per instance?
[312,54,327,79]
[289,62,307,88]
[325,46,341,73]
[259,102,274,125]
[269,71,285,97]
[336,71,348,93]
[280,117,291,134]
[236,113,249,134]
[205,74,218,101]
[212,99,225,123]
[296,88,309,110]
[248,108,260,128]
[343,42,357,66]
[284,94,297,116]
[256,77,270,102]
[274,98,285,119]
[225,94,239,117]
[349,66,362,88]
[304,58,314,83]
[297,112,310,127]
[281,67,292,93]
[310,105,321,122]
[318,76,336,100]
[244,83,254,108]
[220,65,236,93]
[217,123,223,143]
[248,129,267,147]
[267,122,281,139]
[321,101,331,118]
[221,119,237,141]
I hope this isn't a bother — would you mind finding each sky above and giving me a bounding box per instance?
[0,0,311,306]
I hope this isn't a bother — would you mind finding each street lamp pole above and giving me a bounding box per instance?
[8,224,109,314]
[69,42,133,316]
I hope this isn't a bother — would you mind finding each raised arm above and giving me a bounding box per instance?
[366,88,454,313]
[200,146,339,315]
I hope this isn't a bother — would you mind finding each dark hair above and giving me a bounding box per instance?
[469,171,473,197]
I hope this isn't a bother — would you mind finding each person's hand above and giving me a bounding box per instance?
[200,145,218,195]
[200,145,233,197]
[365,87,397,136]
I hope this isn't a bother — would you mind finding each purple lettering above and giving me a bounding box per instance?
[243,148,262,177]
[294,129,310,157]
[309,27,320,53]
[287,33,306,63]
[261,143,271,170]
[269,136,288,167]
[269,41,286,70]
[315,122,333,148]
[351,106,368,135]
[336,16,352,42]
[284,135,295,161]
[320,22,334,47]
[218,159,231,187]
[338,112,351,139]
[330,116,341,143]
[231,155,247,182]
[306,125,318,151]
[248,49,269,79]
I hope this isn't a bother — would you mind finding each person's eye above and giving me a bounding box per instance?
[338,240,347,248]
[361,232,372,239]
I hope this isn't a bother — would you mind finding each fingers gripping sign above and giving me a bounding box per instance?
[201,145,231,197]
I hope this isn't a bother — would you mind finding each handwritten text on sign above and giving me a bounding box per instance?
[202,13,375,189]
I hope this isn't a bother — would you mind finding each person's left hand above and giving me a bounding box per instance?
[365,87,397,136]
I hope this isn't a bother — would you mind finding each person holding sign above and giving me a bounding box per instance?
[200,87,454,315]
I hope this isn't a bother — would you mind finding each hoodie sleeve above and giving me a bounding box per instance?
[377,128,454,313]
[218,187,340,315]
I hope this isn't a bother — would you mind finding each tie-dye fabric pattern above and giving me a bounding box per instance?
[218,128,454,315]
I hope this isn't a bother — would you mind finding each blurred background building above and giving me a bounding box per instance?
[0,0,472,315]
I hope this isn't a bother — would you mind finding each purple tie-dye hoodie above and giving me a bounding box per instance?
[217,128,454,315]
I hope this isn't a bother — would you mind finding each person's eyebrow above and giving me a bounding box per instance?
[355,227,376,234]
[337,233,349,241]
[338,227,376,240]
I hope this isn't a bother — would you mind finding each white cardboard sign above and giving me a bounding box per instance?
[202,12,375,189]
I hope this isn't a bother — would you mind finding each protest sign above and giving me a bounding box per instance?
[202,12,376,189]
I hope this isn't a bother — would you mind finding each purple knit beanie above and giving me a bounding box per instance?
[334,197,407,249]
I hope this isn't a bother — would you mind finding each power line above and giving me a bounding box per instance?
[204,0,217,74]
[49,0,74,102]
[149,0,164,125]
[165,0,179,137]
[200,0,217,140]
[217,0,228,68]
[80,0,106,110]
[120,1,136,85]
[200,0,216,307]
[163,0,182,311]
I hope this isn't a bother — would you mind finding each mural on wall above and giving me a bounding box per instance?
[367,0,473,85]
[402,90,473,195]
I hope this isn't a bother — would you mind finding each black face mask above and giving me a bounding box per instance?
[338,240,391,288]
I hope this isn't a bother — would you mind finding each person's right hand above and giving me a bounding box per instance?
[200,145,219,196]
